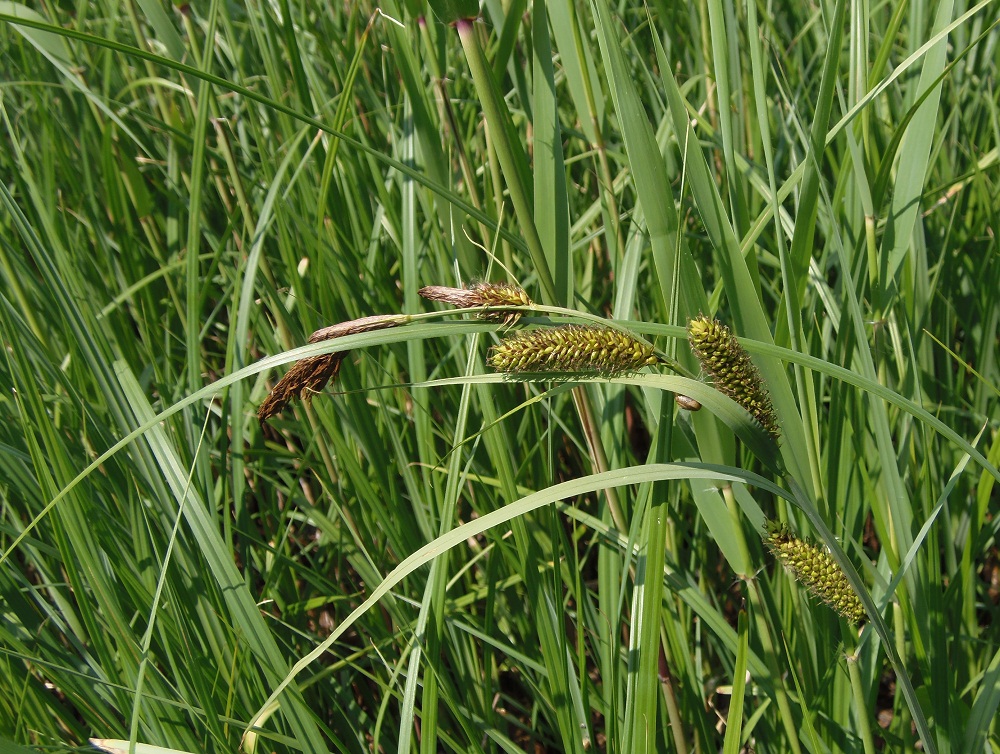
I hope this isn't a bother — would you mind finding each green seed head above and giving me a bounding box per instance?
[764,522,866,624]
[488,325,658,376]
[688,316,780,441]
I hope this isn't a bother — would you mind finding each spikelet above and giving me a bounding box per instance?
[419,282,532,325]
[258,314,404,426]
[764,522,866,624]
[488,325,658,376]
[307,314,405,344]
[687,316,780,441]
[257,354,345,426]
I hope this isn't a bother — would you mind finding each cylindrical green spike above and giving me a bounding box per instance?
[488,325,658,376]
[688,316,781,441]
[764,522,865,624]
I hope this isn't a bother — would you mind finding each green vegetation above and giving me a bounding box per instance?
[2,1,999,753]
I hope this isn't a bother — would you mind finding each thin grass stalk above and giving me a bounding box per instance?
[424,32,490,242]
[181,8,216,399]
[531,0,572,306]
[744,0,825,501]
[118,366,330,752]
[721,481,805,754]
[784,474,937,754]
[463,0,644,590]
[627,498,668,754]
[455,18,557,306]
[560,0,627,264]
[705,0,749,236]
[402,88,442,754]
[472,385,589,753]
[314,10,379,241]
[404,362,481,754]
[656,642,689,754]
[847,648,879,754]
[721,609,749,754]
[0,12,535,262]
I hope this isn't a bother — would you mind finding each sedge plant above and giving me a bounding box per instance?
[1,2,999,754]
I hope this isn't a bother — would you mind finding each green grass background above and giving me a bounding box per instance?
[1,1,999,753]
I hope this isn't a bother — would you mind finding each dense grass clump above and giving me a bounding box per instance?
[1,2,999,754]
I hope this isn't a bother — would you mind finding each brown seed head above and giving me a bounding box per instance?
[257,353,345,425]
[419,282,532,325]
[308,313,405,343]
[258,314,404,426]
